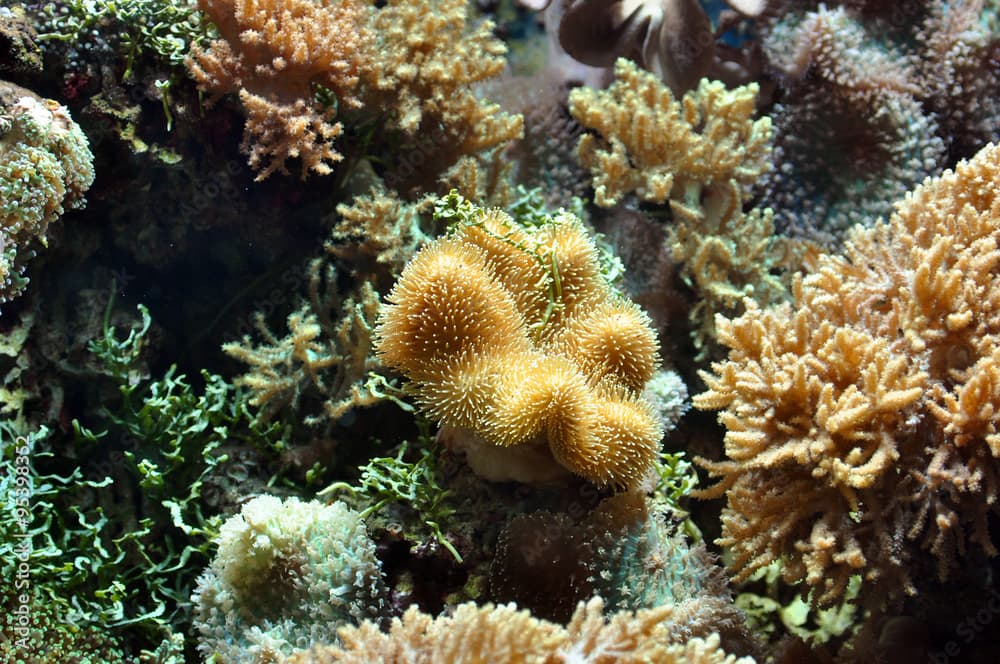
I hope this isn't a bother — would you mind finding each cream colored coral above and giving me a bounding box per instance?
[188,0,370,179]
[375,197,662,489]
[569,58,771,208]
[569,59,805,358]
[696,143,1000,606]
[281,597,754,663]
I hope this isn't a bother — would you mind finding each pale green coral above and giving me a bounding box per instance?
[0,81,94,303]
[192,495,387,664]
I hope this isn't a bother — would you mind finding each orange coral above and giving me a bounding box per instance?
[695,142,1000,606]
[187,0,521,186]
[188,0,371,179]
[375,195,662,489]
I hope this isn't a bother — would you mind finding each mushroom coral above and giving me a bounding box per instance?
[375,193,663,489]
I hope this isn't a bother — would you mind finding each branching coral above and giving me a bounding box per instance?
[187,0,371,179]
[192,495,387,663]
[569,58,772,208]
[224,259,383,425]
[375,193,663,489]
[0,81,94,304]
[569,59,807,357]
[187,0,522,184]
[365,0,518,138]
[694,142,1000,607]
[326,188,437,288]
[363,0,523,192]
[282,596,754,663]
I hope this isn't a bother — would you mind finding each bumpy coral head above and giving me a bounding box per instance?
[0,81,94,304]
[375,194,664,489]
[193,495,386,662]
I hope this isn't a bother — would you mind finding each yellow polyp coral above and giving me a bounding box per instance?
[569,58,772,208]
[694,142,1000,607]
[280,597,754,663]
[375,194,662,489]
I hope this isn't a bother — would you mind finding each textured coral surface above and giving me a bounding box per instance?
[376,197,663,489]
[696,142,1000,606]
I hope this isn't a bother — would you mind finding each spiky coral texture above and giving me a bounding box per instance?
[282,597,754,664]
[695,143,1000,607]
[187,0,370,179]
[569,58,772,209]
[375,197,662,489]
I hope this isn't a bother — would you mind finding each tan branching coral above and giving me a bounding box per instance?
[569,59,807,357]
[224,260,382,424]
[366,0,512,136]
[188,0,522,184]
[375,195,662,489]
[695,143,1000,607]
[569,58,771,208]
[366,0,523,192]
[282,597,755,663]
[326,188,436,287]
[188,0,371,179]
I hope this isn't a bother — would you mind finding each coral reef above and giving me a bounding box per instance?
[694,143,1000,607]
[224,259,383,425]
[192,495,387,663]
[7,0,1000,659]
[375,193,663,489]
[282,596,754,663]
[187,0,371,179]
[758,1,999,244]
[569,59,808,357]
[0,81,94,304]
